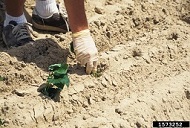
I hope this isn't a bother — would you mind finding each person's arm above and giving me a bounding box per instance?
[64,0,98,74]
[64,0,88,33]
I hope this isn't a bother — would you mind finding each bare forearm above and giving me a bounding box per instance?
[64,0,88,33]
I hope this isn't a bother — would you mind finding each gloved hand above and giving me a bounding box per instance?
[72,29,98,74]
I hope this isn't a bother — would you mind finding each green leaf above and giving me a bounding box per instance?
[0,119,4,126]
[48,63,68,71]
[91,72,102,78]
[63,75,70,87]
[0,76,4,81]
[48,64,62,71]
[47,75,70,90]
[53,66,68,76]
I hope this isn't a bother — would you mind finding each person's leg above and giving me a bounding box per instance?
[32,0,69,32]
[35,0,59,19]
[5,0,25,17]
[3,0,34,47]
[4,0,27,26]
[64,0,88,33]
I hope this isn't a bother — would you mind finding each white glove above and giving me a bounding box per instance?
[72,29,98,74]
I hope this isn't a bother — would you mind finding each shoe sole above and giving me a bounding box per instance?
[32,20,68,33]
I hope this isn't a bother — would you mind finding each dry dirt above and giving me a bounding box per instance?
[0,0,190,128]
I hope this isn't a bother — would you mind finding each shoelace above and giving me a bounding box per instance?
[12,23,31,41]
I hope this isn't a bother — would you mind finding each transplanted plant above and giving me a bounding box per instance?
[48,63,69,89]
[38,63,69,101]
[0,76,5,81]
[0,118,4,126]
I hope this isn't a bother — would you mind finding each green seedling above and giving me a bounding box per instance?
[0,76,5,81]
[48,63,69,89]
[91,69,102,78]
[0,119,4,126]
[38,63,70,101]
[91,63,108,78]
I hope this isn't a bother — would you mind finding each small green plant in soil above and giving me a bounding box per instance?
[0,118,4,126]
[91,67,103,78]
[91,62,108,77]
[38,63,69,101]
[0,76,5,81]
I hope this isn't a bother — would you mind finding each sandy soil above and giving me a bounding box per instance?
[0,0,190,127]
